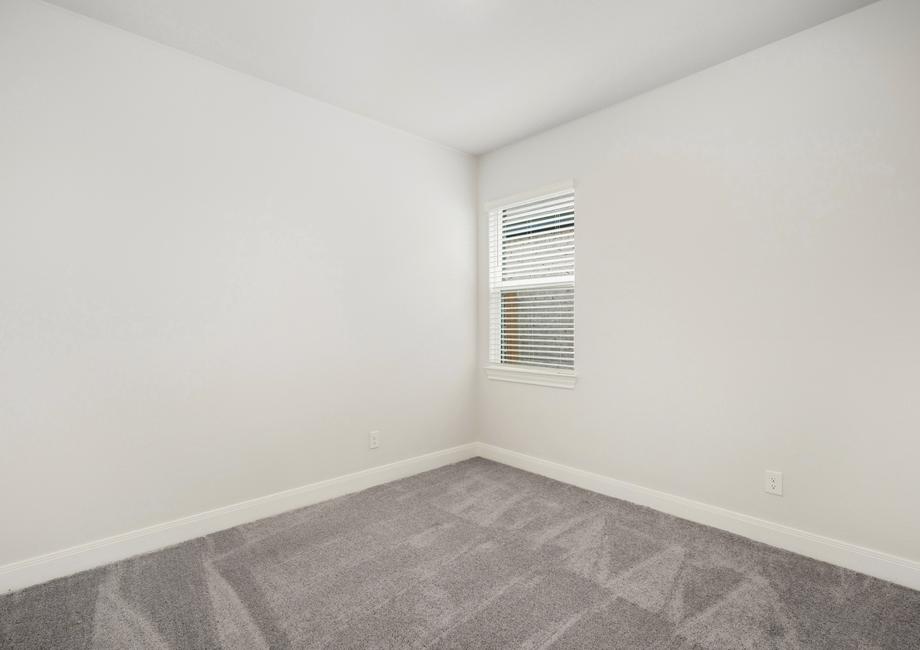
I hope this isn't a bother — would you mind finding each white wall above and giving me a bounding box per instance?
[479,0,920,563]
[3,0,918,586]
[0,0,476,568]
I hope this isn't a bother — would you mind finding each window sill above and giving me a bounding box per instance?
[484,365,577,389]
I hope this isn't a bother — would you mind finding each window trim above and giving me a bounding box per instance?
[483,179,576,214]
[484,364,577,389]
[484,179,577,389]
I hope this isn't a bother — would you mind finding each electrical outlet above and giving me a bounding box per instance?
[369,430,380,449]
[765,470,783,496]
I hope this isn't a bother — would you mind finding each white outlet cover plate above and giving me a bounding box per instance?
[765,470,783,496]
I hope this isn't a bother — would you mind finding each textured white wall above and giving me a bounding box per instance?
[478,0,920,562]
[0,0,476,567]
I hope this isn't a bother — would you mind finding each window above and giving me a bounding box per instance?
[486,183,576,388]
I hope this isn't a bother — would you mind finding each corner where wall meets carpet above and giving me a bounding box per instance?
[2,457,919,648]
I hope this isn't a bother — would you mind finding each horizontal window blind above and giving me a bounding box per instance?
[489,188,575,370]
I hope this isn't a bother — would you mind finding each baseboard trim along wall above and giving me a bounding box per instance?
[4,440,918,595]
[0,443,478,595]
[474,442,920,592]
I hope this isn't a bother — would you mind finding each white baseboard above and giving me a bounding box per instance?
[5,441,918,595]
[474,442,920,592]
[0,443,478,595]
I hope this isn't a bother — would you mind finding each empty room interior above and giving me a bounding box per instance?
[2,0,920,647]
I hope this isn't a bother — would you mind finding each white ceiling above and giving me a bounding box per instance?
[47,0,877,154]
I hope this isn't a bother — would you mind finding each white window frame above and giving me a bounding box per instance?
[484,180,577,389]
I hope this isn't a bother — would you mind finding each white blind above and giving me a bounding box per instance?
[489,187,575,370]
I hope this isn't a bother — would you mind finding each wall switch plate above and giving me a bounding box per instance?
[369,430,380,449]
[765,470,783,496]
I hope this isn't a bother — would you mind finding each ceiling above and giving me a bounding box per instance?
[47,0,878,154]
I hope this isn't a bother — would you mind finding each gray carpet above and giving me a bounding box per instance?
[2,458,919,649]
